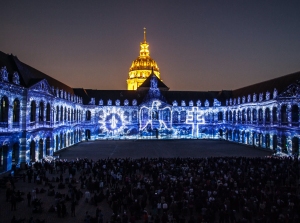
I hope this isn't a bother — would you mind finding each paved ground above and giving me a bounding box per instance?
[56,139,273,160]
[0,139,273,223]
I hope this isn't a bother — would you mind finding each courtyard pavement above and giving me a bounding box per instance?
[56,139,273,160]
[0,139,273,223]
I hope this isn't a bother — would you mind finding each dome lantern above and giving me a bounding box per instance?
[127,28,161,90]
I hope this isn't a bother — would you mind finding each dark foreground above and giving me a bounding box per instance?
[2,140,299,223]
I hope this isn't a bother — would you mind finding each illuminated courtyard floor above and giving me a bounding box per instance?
[55,139,273,160]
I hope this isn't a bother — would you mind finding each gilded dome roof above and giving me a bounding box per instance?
[129,57,160,72]
[128,28,160,74]
[127,28,161,90]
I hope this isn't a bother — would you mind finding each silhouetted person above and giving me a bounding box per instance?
[27,191,32,207]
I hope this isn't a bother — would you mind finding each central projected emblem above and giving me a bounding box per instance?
[105,113,122,130]
[99,107,129,135]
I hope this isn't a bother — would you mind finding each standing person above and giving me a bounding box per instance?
[62,202,67,218]
[57,203,61,217]
[97,209,104,223]
[27,171,32,183]
[11,216,16,223]
[157,202,161,216]
[27,191,32,207]
[85,190,91,203]
[32,189,36,200]
[11,193,17,211]
[71,201,76,217]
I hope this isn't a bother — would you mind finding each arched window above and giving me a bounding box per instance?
[60,106,63,122]
[228,129,232,140]
[241,131,245,143]
[265,108,270,124]
[39,101,44,122]
[64,107,67,121]
[30,140,35,162]
[68,108,70,122]
[64,133,67,146]
[39,139,43,160]
[242,110,246,123]
[132,111,137,122]
[46,103,51,123]
[152,111,158,120]
[292,137,299,155]
[0,96,9,126]
[265,134,270,149]
[218,111,223,122]
[12,143,19,165]
[281,135,287,153]
[252,109,257,123]
[292,105,299,126]
[180,111,186,122]
[124,111,129,121]
[225,111,228,122]
[247,109,251,123]
[237,110,241,123]
[46,137,51,156]
[272,107,278,123]
[229,111,232,122]
[205,112,210,123]
[56,106,59,122]
[273,135,278,151]
[233,111,236,123]
[60,132,63,149]
[173,111,179,123]
[85,129,91,139]
[30,101,36,122]
[71,109,74,122]
[86,110,91,121]
[67,132,70,146]
[12,99,20,125]
[281,105,287,125]
[258,108,263,124]
[55,135,59,151]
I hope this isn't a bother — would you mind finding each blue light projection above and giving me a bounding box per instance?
[98,107,130,136]
[0,63,299,174]
[139,100,172,131]
[185,107,204,138]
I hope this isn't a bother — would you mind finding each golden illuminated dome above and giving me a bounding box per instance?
[127,28,161,90]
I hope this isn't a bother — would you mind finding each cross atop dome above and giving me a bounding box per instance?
[140,28,150,57]
[144,27,147,43]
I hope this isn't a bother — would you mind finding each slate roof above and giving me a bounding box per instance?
[73,89,148,105]
[72,89,233,106]
[162,90,232,106]
[232,71,300,99]
[137,72,169,91]
[0,51,74,94]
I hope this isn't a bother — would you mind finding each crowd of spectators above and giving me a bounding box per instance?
[4,155,300,223]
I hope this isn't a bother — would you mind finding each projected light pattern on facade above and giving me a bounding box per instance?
[1,55,300,174]
[139,100,172,131]
[98,107,130,136]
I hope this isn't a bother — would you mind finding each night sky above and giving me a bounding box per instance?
[1,0,299,91]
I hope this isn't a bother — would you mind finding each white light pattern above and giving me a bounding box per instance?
[186,107,205,138]
[139,100,172,131]
[98,107,129,135]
